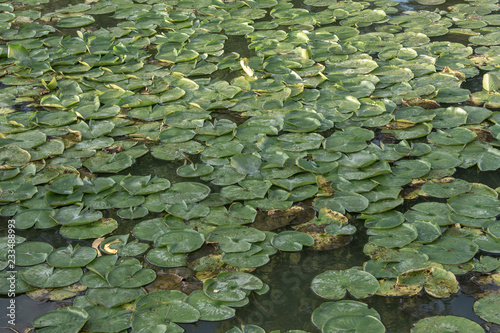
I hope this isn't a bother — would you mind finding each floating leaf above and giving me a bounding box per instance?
[186,290,236,321]
[448,194,500,219]
[322,315,386,333]
[22,264,82,288]
[11,241,53,267]
[86,287,144,308]
[421,179,471,198]
[33,307,89,333]
[271,231,314,252]
[311,300,381,330]
[367,223,418,248]
[57,16,95,28]
[411,316,484,333]
[155,230,205,253]
[419,236,478,264]
[474,295,500,324]
[47,245,97,268]
[59,218,118,239]
[203,272,263,302]
[311,269,379,300]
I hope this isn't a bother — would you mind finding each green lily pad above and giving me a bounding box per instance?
[160,182,211,204]
[132,301,200,327]
[15,241,53,266]
[410,220,442,243]
[323,315,386,333]
[419,236,478,264]
[270,231,314,252]
[311,269,379,300]
[203,272,263,302]
[83,152,134,173]
[13,209,56,229]
[367,223,418,248]
[203,203,257,226]
[448,194,500,219]
[220,180,272,200]
[176,164,214,177]
[207,226,266,253]
[59,218,118,239]
[155,230,205,253]
[83,305,132,333]
[360,211,404,229]
[166,201,210,220]
[0,267,34,295]
[421,179,471,198]
[57,16,95,28]
[411,316,484,333]
[324,127,374,153]
[117,206,149,220]
[222,245,271,268]
[474,234,500,254]
[86,287,144,308]
[120,175,171,195]
[47,245,97,268]
[392,160,431,178]
[230,154,262,175]
[186,289,236,321]
[472,255,500,273]
[146,248,187,268]
[107,264,156,288]
[474,295,500,324]
[51,205,103,226]
[132,218,171,242]
[405,202,453,226]
[311,300,381,330]
[33,306,89,333]
[21,264,82,288]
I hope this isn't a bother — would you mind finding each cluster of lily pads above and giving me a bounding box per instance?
[2,0,500,331]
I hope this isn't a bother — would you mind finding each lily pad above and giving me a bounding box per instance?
[107,263,156,288]
[207,226,266,253]
[57,16,95,28]
[271,231,314,252]
[367,223,418,248]
[421,179,471,198]
[419,236,478,264]
[311,300,381,330]
[311,269,379,300]
[13,241,53,267]
[21,264,82,288]
[132,301,200,327]
[220,180,272,200]
[146,248,187,268]
[411,316,484,333]
[33,306,89,333]
[155,230,205,253]
[323,315,386,333]
[448,194,500,219]
[59,218,118,239]
[474,295,500,324]
[47,245,97,268]
[186,289,236,321]
[160,182,211,204]
[203,272,263,302]
[203,203,257,226]
[86,287,145,308]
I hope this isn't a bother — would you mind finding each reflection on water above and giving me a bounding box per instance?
[0,295,64,332]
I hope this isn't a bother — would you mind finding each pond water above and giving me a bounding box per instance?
[2,0,500,332]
